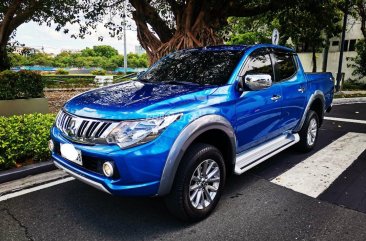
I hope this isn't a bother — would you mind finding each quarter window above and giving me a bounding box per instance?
[273,52,297,81]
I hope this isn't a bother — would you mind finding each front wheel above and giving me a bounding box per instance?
[164,143,226,221]
[296,110,319,152]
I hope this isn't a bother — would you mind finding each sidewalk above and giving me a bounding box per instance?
[339,90,366,95]
[334,90,366,99]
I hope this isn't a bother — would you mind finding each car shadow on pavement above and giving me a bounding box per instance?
[52,173,257,240]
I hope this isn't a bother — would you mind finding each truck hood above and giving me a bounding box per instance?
[63,80,217,120]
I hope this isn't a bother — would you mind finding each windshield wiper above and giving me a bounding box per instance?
[163,80,201,86]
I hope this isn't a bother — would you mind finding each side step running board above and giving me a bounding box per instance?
[234,133,300,175]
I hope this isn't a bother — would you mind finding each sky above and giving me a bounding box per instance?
[14,21,140,55]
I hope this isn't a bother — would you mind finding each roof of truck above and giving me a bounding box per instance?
[190,44,295,53]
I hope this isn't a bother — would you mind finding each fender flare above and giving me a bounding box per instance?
[294,90,325,132]
[157,114,236,196]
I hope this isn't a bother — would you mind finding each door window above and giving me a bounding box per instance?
[273,52,297,82]
[243,50,273,79]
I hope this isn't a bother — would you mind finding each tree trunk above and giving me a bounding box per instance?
[322,38,329,72]
[0,23,12,71]
[0,0,22,71]
[0,0,40,70]
[131,0,224,64]
[356,1,366,38]
[0,41,10,71]
[312,47,317,72]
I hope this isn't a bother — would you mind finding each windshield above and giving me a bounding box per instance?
[139,49,243,86]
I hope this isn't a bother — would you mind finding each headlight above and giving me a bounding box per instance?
[106,113,182,149]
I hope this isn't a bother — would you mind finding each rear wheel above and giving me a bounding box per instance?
[296,110,319,152]
[164,143,226,221]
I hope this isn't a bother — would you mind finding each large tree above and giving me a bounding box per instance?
[131,0,297,63]
[76,0,297,64]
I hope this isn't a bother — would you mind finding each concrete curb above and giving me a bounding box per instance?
[44,87,92,92]
[0,161,56,184]
[333,97,366,105]
[0,170,69,197]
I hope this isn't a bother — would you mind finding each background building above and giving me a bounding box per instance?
[297,18,365,82]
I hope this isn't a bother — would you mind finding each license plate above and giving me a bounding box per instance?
[60,143,83,166]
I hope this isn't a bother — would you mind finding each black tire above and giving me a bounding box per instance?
[295,110,319,152]
[164,143,226,221]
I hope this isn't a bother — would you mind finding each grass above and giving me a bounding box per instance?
[334,93,366,98]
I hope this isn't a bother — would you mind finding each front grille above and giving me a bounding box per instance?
[55,110,119,144]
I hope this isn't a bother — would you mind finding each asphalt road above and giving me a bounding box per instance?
[1,103,366,241]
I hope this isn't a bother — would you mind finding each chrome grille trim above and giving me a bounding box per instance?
[55,110,119,145]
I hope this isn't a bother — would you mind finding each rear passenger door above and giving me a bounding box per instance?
[272,50,307,130]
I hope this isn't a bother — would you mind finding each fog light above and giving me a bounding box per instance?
[48,140,54,152]
[102,162,114,177]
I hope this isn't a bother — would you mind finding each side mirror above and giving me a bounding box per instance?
[242,74,272,91]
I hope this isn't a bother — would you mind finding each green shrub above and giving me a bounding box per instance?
[0,70,44,100]
[91,69,106,75]
[343,79,366,90]
[55,69,69,75]
[348,40,366,79]
[0,70,17,100]
[42,75,96,88]
[0,113,56,170]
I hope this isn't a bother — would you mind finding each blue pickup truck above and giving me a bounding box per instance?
[50,44,334,221]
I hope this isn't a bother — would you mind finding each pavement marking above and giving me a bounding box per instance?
[324,117,366,124]
[271,132,366,198]
[0,176,75,202]
[0,170,69,195]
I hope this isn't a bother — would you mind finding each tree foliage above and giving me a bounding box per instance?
[225,17,279,45]
[8,46,148,70]
[349,40,366,77]
[0,0,361,71]
[350,0,366,38]
[226,0,342,49]
[0,0,89,70]
[81,45,119,58]
[225,0,343,72]
[1,0,298,69]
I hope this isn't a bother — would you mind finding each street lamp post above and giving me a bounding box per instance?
[336,0,349,92]
[123,0,127,75]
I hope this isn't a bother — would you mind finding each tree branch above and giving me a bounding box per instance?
[227,0,292,17]
[356,1,366,38]
[184,0,196,31]
[130,0,174,43]
[131,10,162,56]
[0,0,22,43]
[9,0,42,32]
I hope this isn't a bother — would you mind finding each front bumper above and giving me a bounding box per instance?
[50,125,177,197]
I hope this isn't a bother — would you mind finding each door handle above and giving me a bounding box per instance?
[271,95,282,101]
[298,86,305,93]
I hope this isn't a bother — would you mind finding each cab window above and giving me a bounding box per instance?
[243,49,273,80]
[273,52,297,82]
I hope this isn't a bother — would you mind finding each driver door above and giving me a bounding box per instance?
[235,48,283,153]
